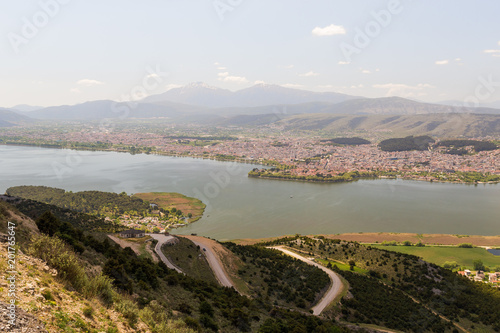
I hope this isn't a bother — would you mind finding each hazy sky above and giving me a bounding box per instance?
[1,0,500,107]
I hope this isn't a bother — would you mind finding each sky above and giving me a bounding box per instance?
[1,0,500,107]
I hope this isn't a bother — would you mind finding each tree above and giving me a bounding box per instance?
[473,259,485,271]
[36,211,61,236]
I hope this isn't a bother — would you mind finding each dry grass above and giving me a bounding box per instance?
[133,192,205,220]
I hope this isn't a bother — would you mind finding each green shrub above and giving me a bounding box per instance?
[27,234,88,292]
[115,298,138,328]
[41,290,54,301]
[82,306,94,318]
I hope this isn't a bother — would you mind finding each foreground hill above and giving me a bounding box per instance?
[0,199,352,332]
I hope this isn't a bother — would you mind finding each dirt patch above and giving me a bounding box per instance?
[108,235,142,255]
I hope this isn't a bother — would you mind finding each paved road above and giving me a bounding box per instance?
[148,234,183,274]
[182,236,235,289]
[269,246,343,316]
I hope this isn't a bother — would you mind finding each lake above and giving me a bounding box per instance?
[1,145,499,240]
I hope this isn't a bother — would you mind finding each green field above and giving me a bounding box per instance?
[371,245,500,270]
[316,258,369,275]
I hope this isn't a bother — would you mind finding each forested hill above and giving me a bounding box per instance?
[6,186,149,216]
[379,135,435,151]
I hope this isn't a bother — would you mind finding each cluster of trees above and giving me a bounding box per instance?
[248,169,379,183]
[437,139,498,154]
[321,137,371,145]
[338,269,452,332]
[7,186,150,217]
[271,236,500,331]
[225,243,330,310]
[379,135,435,152]
[12,197,119,232]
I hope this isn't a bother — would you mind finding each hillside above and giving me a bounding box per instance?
[0,109,33,127]
[273,113,500,137]
[0,199,352,332]
[261,235,500,332]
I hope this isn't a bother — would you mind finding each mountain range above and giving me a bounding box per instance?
[2,82,500,136]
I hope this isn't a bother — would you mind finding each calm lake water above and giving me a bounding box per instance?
[1,145,499,240]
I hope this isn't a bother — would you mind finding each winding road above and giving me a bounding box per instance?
[269,246,343,315]
[148,233,183,274]
[181,235,236,289]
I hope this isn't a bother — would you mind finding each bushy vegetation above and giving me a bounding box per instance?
[321,137,371,145]
[224,242,330,310]
[337,269,451,332]
[8,197,120,232]
[6,185,149,217]
[379,135,435,152]
[437,139,498,154]
[264,235,500,331]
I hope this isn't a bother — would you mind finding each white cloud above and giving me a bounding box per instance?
[220,75,248,83]
[254,80,266,85]
[361,69,371,74]
[217,67,227,70]
[214,62,220,66]
[435,60,449,65]
[299,71,319,77]
[484,49,500,57]
[165,84,182,91]
[455,58,461,61]
[70,88,80,94]
[338,61,350,65]
[282,83,304,89]
[77,79,104,86]
[373,83,434,98]
[312,24,346,36]
[217,72,229,77]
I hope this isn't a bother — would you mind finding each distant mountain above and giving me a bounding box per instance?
[142,82,233,107]
[318,97,500,115]
[272,113,500,137]
[10,104,44,112]
[0,108,33,127]
[143,82,360,108]
[28,100,201,120]
[437,99,500,110]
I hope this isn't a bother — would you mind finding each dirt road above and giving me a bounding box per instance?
[182,235,235,289]
[269,246,343,316]
[148,234,183,274]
